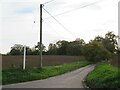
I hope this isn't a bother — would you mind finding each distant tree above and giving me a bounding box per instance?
[93,32,118,54]
[94,35,104,42]
[35,42,46,52]
[75,38,85,45]
[56,40,69,55]
[66,39,85,56]
[11,44,23,51]
[83,41,112,62]
[25,46,34,55]
[9,48,22,55]
[103,31,118,53]
[9,44,24,55]
[29,47,39,55]
[8,42,46,55]
[8,31,117,57]
[9,44,34,55]
[34,42,47,55]
[47,39,85,56]
[47,43,57,55]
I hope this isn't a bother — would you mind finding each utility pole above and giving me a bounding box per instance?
[23,45,26,70]
[40,4,43,68]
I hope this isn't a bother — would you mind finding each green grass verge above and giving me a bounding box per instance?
[2,60,91,85]
[86,61,120,89]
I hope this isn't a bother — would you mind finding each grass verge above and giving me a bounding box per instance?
[2,60,91,85]
[85,61,120,89]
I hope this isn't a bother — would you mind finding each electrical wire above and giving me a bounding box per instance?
[43,7,77,38]
[44,0,103,19]
[44,20,74,40]
[44,21,64,38]
[43,0,55,5]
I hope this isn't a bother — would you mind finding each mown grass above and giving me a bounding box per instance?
[86,61,120,89]
[2,60,91,85]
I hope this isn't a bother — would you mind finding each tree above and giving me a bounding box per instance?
[75,38,85,45]
[56,40,69,55]
[94,35,104,42]
[8,43,46,55]
[25,46,34,55]
[83,41,112,62]
[47,43,57,55]
[9,44,24,55]
[30,47,39,55]
[66,39,85,56]
[9,48,22,55]
[47,39,85,55]
[35,42,46,52]
[93,32,118,54]
[103,31,118,53]
[34,42,46,55]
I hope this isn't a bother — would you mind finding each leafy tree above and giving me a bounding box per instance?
[25,46,36,55]
[83,41,111,62]
[103,31,118,53]
[47,43,57,55]
[29,47,39,55]
[66,39,85,56]
[9,44,24,55]
[8,43,46,55]
[8,32,117,57]
[94,35,104,42]
[47,39,85,55]
[56,40,69,55]
[35,42,46,52]
[94,32,118,54]
[9,44,33,55]
[11,44,23,51]
[9,48,22,55]
[75,38,85,45]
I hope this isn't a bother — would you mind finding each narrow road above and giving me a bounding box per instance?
[3,64,95,88]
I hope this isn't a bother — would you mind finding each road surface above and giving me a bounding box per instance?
[3,64,95,88]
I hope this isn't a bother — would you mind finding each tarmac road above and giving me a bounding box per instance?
[3,64,95,88]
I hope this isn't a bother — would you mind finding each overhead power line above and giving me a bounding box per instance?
[44,0,103,19]
[44,20,77,40]
[43,7,77,38]
[44,20,65,38]
[43,0,55,5]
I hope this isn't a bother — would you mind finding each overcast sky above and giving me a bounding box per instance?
[0,0,119,54]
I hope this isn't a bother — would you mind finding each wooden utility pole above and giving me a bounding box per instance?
[40,4,43,68]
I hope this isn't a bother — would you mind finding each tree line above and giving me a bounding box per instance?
[7,31,119,62]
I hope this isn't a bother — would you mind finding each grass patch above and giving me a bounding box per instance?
[2,60,91,85]
[86,61,120,89]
